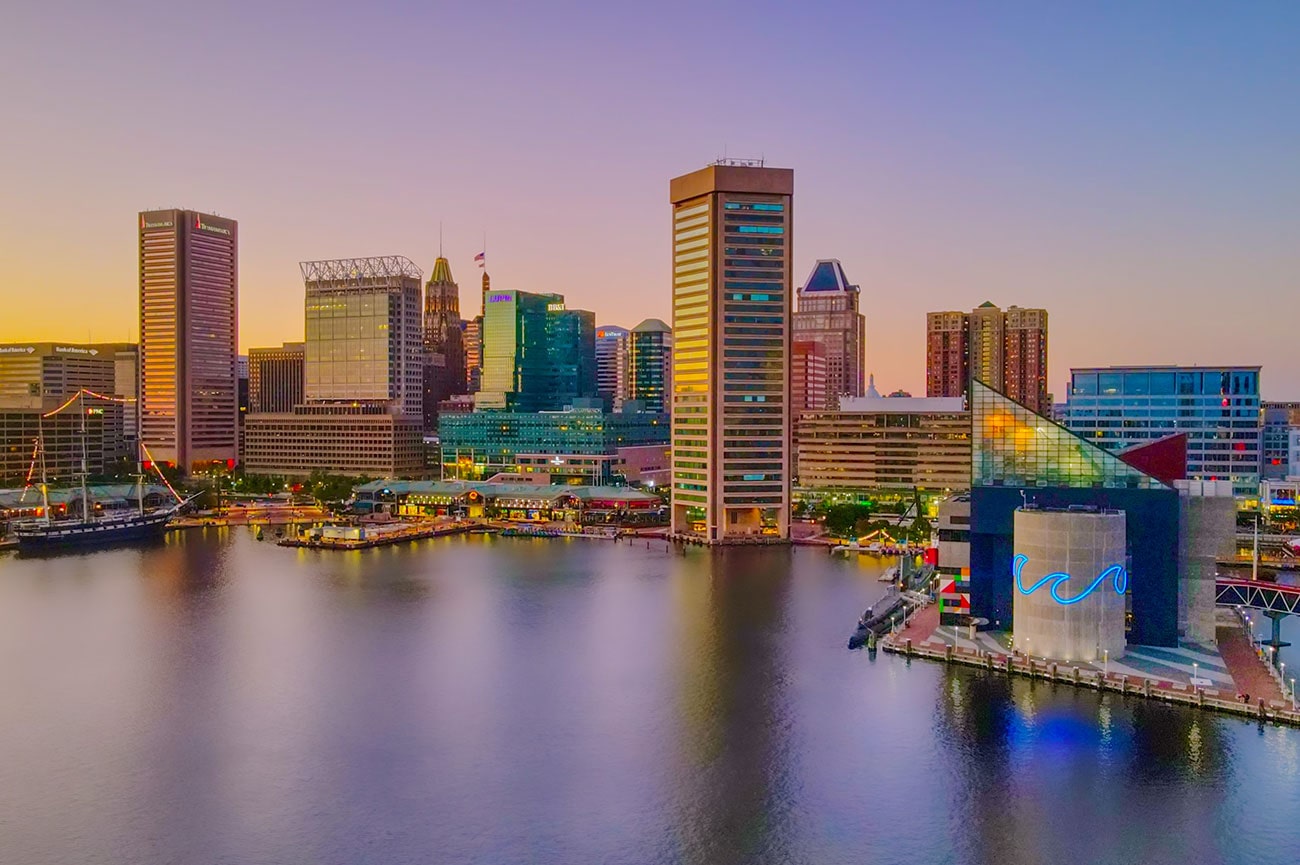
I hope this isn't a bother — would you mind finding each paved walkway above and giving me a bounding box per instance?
[1217,621,1287,705]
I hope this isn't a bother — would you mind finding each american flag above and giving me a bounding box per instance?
[474,251,486,267]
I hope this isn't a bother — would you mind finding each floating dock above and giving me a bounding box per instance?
[278,521,473,550]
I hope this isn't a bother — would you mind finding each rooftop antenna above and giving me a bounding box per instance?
[439,221,443,257]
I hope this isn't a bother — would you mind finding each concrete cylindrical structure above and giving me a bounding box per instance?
[1013,508,1127,663]
[1176,482,1236,646]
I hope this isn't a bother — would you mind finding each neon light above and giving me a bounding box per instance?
[1012,554,1127,605]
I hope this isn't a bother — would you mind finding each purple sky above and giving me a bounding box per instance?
[3,1,1297,397]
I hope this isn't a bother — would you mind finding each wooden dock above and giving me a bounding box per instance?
[879,631,1300,727]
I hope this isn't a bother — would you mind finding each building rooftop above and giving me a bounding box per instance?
[352,479,660,503]
[632,318,671,334]
[800,259,858,293]
[836,395,966,413]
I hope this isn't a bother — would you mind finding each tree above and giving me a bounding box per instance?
[825,503,875,537]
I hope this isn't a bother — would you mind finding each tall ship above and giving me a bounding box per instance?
[13,390,195,552]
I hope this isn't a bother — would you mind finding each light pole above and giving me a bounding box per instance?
[1193,661,1199,687]
[1291,678,1297,711]
[1103,648,1109,678]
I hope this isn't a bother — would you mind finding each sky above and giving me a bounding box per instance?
[2,1,1298,397]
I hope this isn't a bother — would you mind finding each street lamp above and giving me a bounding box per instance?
[1193,661,1199,687]
[1103,648,1109,677]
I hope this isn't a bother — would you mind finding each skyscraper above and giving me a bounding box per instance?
[925,302,1049,414]
[791,339,829,412]
[792,259,865,400]
[241,257,426,477]
[629,318,672,413]
[422,254,466,430]
[476,290,596,411]
[302,256,424,418]
[138,209,238,472]
[669,160,793,543]
[595,326,630,410]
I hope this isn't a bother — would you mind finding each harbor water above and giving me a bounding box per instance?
[1,530,1298,864]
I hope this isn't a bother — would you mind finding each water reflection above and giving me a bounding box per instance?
[669,548,794,864]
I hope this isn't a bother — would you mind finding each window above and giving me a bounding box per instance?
[1072,373,1097,395]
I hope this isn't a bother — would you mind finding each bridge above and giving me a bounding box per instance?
[1216,577,1300,665]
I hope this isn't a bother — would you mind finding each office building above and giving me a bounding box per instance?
[438,406,668,484]
[791,340,829,412]
[241,404,425,477]
[1,408,106,485]
[422,254,466,430]
[241,257,426,478]
[1064,366,1262,495]
[795,396,970,492]
[464,317,482,393]
[138,209,239,473]
[1262,401,1300,480]
[595,326,630,410]
[476,290,596,411]
[629,318,672,414]
[792,259,865,400]
[247,343,305,413]
[925,302,1049,413]
[0,341,132,464]
[669,160,793,542]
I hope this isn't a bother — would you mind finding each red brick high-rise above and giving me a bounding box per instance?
[925,302,1048,414]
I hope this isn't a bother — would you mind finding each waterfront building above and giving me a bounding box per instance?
[795,396,970,492]
[241,404,425,477]
[968,381,1180,646]
[926,302,1049,414]
[138,209,239,472]
[476,290,596,411]
[247,343,305,413]
[0,407,106,485]
[791,340,829,412]
[669,160,793,542]
[936,495,971,627]
[629,318,672,414]
[0,341,132,464]
[1262,401,1300,480]
[351,479,663,524]
[792,259,865,400]
[437,406,668,484]
[595,326,631,411]
[241,257,426,478]
[422,254,466,431]
[1063,365,1262,496]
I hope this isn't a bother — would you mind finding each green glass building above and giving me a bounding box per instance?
[438,407,668,482]
[475,290,596,412]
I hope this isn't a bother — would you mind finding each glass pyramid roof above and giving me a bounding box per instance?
[971,381,1168,490]
[801,259,857,293]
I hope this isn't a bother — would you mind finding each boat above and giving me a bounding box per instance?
[14,390,194,553]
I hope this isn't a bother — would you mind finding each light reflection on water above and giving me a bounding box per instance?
[0,531,1297,865]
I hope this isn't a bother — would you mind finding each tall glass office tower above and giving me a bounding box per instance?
[301,256,424,419]
[476,290,595,411]
[669,161,793,543]
[630,318,672,413]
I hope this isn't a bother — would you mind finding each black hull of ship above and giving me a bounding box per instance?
[15,512,174,553]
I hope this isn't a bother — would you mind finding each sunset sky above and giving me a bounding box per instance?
[2,2,1297,397]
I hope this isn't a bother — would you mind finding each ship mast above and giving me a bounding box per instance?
[136,440,145,516]
[79,390,91,524]
[37,415,51,526]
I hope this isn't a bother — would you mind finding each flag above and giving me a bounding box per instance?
[474,251,486,267]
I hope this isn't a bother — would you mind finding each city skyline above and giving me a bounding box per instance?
[3,4,1299,398]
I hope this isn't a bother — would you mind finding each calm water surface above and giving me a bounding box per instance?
[1,530,1298,865]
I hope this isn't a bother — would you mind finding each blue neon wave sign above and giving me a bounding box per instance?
[1012,554,1127,606]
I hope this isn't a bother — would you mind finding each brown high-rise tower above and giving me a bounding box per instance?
[138,209,239,472]
[925,301,1048,413]
[669,160,793,543]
